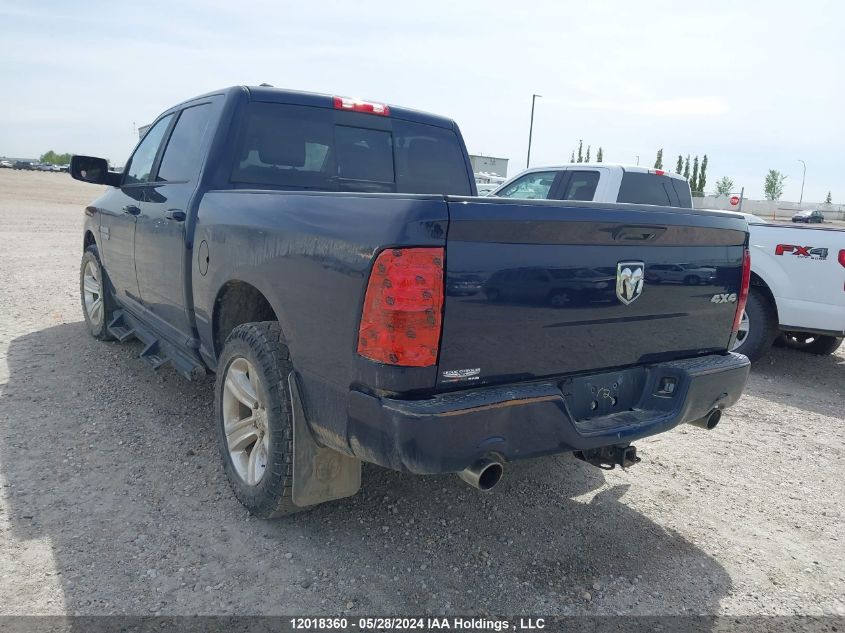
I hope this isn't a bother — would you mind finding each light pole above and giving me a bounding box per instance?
[526,94,542,168]
[797,159,806,204]
[635,155,640,166]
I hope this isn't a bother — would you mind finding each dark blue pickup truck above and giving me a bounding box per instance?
[71,86,751,517]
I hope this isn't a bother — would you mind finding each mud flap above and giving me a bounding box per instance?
[288,373,361,508]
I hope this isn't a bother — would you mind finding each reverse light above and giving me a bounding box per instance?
[732,248,751,334]
[333,96,390,116]
[357,248,444,367]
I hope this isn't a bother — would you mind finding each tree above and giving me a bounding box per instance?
[683,155,690,180]
[577,140,583,163]
[39,150,72,165]
[654,148,663,170]
[699,155,708,193]
[570,151,575,163]
[585,146,591,162]
[715,176,734,195]
[690,156,700,194]
[763,169,787,201]
[825,191,832,204]
[676,155,683,173]
[596,147,603,163]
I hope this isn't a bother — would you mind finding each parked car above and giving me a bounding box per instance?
[13,161,33,170]
[792,209,824,223]
[69,86,751,517]
[490,163,693,207]
[727,212,844,360]
[483,266,615,306]
[646,263,716,285]
[0,160,12,169]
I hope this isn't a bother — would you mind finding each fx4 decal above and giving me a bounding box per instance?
[775,244,829,260]
[710,293,737,304]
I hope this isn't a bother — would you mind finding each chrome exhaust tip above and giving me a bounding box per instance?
[458,458,503,491]
[688,409,722,430]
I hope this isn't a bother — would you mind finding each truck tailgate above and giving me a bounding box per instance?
[437,199,749,389]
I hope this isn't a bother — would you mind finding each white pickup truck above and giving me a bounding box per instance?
[491,165,845,360]
[731,213,844,360]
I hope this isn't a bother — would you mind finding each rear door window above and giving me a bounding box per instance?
[556,170,600,201]
[231,102,471,194]
[156,103,213,182]
[617,172,692,208]
[495,171,557,199]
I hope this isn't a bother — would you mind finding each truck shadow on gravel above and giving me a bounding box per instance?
[2,322,732,617]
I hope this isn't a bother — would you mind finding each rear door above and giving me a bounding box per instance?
[436,198,748,389]
[135,99,218,341]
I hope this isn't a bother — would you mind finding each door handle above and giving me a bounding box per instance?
[165,209,186,222]
[123,205,141,216]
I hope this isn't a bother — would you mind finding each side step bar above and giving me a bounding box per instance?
[107,311,206,380]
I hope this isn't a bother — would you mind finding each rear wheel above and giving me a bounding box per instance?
[731,287,777,362]
[780,332,843,355]
[215,321,300,518]
[80,245,116,341]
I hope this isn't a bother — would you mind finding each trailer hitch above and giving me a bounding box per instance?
[574,444,641,470]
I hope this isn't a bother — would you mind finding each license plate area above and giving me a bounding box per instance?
[560,368,647,421]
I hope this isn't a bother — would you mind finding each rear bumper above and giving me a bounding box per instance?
[346,353,750,474]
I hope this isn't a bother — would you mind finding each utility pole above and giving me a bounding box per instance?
[526,94,542,168]
[635,155,640,166]
[797,159,806,204]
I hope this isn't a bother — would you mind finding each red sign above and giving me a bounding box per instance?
[729,195,740,206]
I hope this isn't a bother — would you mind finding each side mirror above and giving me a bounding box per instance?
[69,155,121,187]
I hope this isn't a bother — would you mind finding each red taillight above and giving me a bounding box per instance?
[653,169,665,176]
[357,247,444,367]
[838,249,845,268]
[732,248,751,334]
[333,96,390,116]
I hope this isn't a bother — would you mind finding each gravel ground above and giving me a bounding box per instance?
[0,169,843,617]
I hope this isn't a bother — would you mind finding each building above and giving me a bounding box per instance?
[469,154,509,179]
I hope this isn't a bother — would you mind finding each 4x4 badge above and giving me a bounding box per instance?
[616,262,645,305]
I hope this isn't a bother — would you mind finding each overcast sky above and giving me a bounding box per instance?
[1,0,842,202]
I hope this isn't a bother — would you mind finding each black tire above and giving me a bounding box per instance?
[683,275,702,286]
[731,287,778,362]
[780,332,844,355]
[79,245,116,341]
[214,321,300,518]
